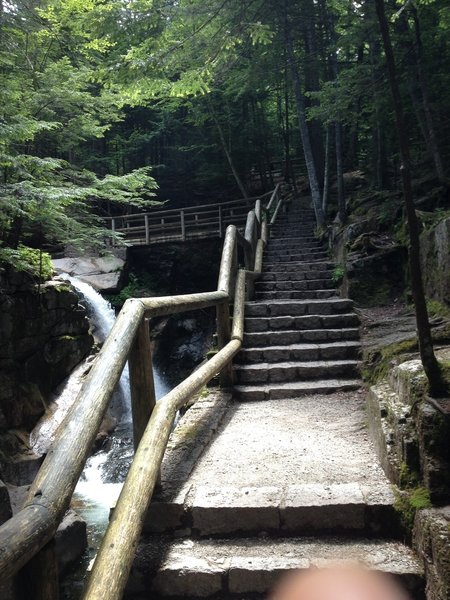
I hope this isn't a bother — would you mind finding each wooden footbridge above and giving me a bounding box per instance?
[105,190,279,246]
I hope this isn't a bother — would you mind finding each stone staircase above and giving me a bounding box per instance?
[234,202,360,402]
[128,198,424,600]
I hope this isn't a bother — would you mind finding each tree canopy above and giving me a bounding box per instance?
[1,0,449,264]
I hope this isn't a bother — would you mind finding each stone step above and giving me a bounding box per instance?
[263,252,328,265]
[264,248,328,260]
[259,270,333,282]
[145,537,423,598]
[255,279,335,291]
[264,261,333,273]
[254,290,338,300]
[245,298,354,317]
[266,241,322,250]
[145,482,397,538]
[234,379,361,400]
[259,271,334,282]
[268,241,323,251]
[268,235,320,243]
[234,359,360,384]
[244,327,360,345]
[237,341,361,364]
[245,313,359,333]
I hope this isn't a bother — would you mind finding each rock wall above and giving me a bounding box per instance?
[420,217,450,307]
[0,269,93,433]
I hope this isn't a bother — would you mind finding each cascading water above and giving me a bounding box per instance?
[57,276,171,559]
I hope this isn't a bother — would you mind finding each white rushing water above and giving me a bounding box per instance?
[58,276,171,550]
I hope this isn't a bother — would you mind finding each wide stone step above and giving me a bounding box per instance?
[266,241,322,250]
[234,379,361,400]
[245,313,359,333]
[245,298,354,317]
[255,279,335,291]
[234,360,359,384]
[259,270,333,282]
[264,261,333,273]
[268,242,324,251]
[259,271,334,282]
[264,251,328,261]
[244,327,360,344]
[254,290,338,300]
[236,341,361,364]
[145,537,423,598]
[269,236,321,243]
[264,254,328,262]
[146,482,397,538]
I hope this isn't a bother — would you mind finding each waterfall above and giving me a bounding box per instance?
[64,275,169,412]
[54,276,171,553]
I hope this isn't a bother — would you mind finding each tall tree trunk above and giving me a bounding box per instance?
[302,0,325,187]
[322,125,330,214]
[335,121,345,223]
[285,31,325,227]
[375,0,445,396]
[410,7,445,182]
[368,34,387,189]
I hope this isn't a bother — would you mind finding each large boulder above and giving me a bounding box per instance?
[53,256,126,293]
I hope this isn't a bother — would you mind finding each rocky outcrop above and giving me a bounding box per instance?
[53,255,126,293]
[0,269,93,435]
[420,217,450,307]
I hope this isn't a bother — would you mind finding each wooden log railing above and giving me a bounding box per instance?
[0,184,283,600]
[106,191,274,246]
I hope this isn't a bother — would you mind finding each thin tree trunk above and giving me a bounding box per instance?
[375,0,445,396]
[335,120,345,223]
[322,125,330,214]
[285,32,325,227]
[209,102,248,199]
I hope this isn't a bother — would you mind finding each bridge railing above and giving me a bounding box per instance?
[106,191,274,245]
[0,185,283,600]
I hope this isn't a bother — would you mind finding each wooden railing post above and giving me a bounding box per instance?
[128,317,156,450]
[180,210,186,241]
[16,539,59,600]
[216,303,233,386]
[144,215,149,245]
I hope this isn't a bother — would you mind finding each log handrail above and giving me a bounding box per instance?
[0,184,284,599]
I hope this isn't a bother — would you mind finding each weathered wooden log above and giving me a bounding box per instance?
[82,338,241,600]
[129,318,156,449]
[270,196,284,225]
[16,539,59,600]
[0,298,145,580]
[266,183,280,213]
[217,225,237,295]
[261,220,268,244]
[140,291,227,317]
[231,269,246,342]
[254,239,264,274]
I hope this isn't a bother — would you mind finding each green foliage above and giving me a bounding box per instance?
[394,485,432,531]
[106,273,157,309]
[331,264,345,284]
[0,246,53,281]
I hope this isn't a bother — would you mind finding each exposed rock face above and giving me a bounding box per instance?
[414,507,450,600]
[420,217,450,307]
[0,270,93,434]
[329,226,407,307]
[53,255,126,293]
